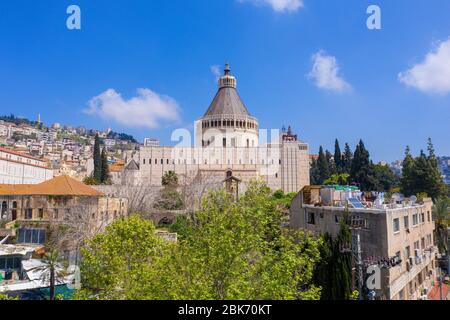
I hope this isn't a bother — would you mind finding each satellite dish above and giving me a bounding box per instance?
[410,195,417,204]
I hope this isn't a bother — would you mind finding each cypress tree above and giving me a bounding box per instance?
[100,148,110,184]
[334,139,342,172]
[310,158,321,185]
[400,146,415,196]
[326,150,336,175]
[317,146,330,184]
[350,140,376,191]
[342,143,353,174]
[93,134,102,182]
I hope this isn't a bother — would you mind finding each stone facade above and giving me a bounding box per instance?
[126,65,310,194]
[290,187,437,300]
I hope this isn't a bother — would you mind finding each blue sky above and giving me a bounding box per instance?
[0,0,449,162]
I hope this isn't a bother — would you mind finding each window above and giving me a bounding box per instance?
[404,216,409,229]
[427,234,432,246]
[405,246,411,259]
[38,208,44,219]
[223,138,226,148]
[0,256,21,271]
[335,215,339,223]
[413,214,419,226]
[307,212,315,225]
[25,208,33,220]
[17,228,46,245]
[427,211,431,222]
[421,213,425,223]
[143,159,145,165]
[53,209,59,220]
[395,251,402,263]
[393,218,400,233]
[421,238,425,250]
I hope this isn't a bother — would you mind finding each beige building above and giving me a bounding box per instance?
[0,175,128,245]
[131,65,310,193]
[0,147,53,185]
[290,186,438,300]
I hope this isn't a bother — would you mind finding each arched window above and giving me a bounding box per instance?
[1,201,7,217]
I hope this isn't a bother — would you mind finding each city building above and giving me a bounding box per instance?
[0,147,53,184]
[290,186,438,300]
[134,65,310,193]
[144,138,160,148]
[0,175,128,245]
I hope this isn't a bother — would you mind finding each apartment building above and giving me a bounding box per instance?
[0,147,53,184]
[290,186,437,300]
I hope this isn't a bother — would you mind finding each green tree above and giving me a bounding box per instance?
[76,182,322,300]
[432,196,450,255]
[400,146,415,196]
[313,211,353,300]
[373,164,400,192]
[401,141,444,200]
[310,158,321,185]
[76,215,171,300]
[93,134,102,182]
[334,139,342,172]
[317,146,330,184]
[154,171,184,210]
[326,150,336,175]
[83,176,100,186]
[30,250,67,300]
[350,140,377,191]
[324,173,350,186]
[100,148,109,184]
[162,171,179,187]
[342,143,353,174]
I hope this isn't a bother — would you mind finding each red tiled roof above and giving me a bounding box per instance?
[428,282,449,300]
[0,175,103,197]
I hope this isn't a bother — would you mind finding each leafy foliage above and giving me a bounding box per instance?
[313,211,353,300]
[76,182,322,300]
[400,140,445,200]
[432,196,450,255]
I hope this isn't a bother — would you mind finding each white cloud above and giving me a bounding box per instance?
[308,51,352,93]
[84,88,181,129]
[240,0,304,13]
[398,38,450,94]
[210,65,222,81]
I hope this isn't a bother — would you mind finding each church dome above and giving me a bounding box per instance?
[203,64,251,117]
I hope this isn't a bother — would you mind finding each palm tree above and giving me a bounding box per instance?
[31,250,67,300]
[432,197,450,255]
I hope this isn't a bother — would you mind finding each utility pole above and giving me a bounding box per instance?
[352,230,364,300]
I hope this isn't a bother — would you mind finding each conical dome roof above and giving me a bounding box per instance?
[203,64,251,117]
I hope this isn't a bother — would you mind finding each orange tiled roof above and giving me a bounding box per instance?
[109,162,125,173]
[0,175,103,197]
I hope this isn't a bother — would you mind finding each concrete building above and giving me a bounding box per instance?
[134,65,310,193]
[0,147,53,184]
[290,186,438,300]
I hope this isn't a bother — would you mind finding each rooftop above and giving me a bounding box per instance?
[0,175,103,197]
[301,185,429,212]
[203,64,252,118]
